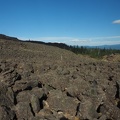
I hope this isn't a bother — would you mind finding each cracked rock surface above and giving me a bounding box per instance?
[0,38,120,120]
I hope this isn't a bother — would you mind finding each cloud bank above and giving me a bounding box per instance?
[112,19,120,24]
[68,36,120,46]
[20,36,120,46]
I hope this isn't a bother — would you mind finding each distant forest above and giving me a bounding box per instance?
[27,41,120,59]
[69,45,120,58]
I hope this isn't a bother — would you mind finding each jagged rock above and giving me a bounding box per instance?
[40,73,69,91]
[105,102,120,120]
[0,71,21,87]
[31,87,45,99]
[0,61,21,86]
[15,102,34,120]
[16,91,31,103]
[13,79,39,92]
[0,83,14,108]
[105,81,117,100]
[47,90,78,116]
[36,108,60,120]
[99,115,107,120]
[0,82,7,95]
[79,99,99,120]
[0,106,16,120]
[16,89,46,112]
[30,94,40,113]
[66,78,89,100]
[0,70,20,86]
[6,87,15,104]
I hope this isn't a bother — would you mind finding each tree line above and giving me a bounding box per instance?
[69,45,120,58]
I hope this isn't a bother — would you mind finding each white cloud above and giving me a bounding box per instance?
[67,36,120,46]
[90,36,120,39]
[112,19,120,24]
[36,37,71,41]
[70,39,91,43]
[19,36,120,46]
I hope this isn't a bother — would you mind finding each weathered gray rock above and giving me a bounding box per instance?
[79,99,99,120]
[15,87,44,105]
[30,94,40,113]
[16,90,31,103]
[47,90,78,116]
[0,82,7,95]
[0,106,16,120]
[6,87,15,104]
[0,83,14,108]
[31,87,45,99]
[0,71,21,87]
[66,78,89,99]
[37,109,57,120]
[105,81,117,100]
[13,79,39,92]
[15,102,34,120]
[99,115,107,120]
[40,73,69,91]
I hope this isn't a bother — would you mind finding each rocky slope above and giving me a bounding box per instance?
[0,37,120,120]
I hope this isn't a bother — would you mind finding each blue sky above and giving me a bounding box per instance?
[0,0,120,46]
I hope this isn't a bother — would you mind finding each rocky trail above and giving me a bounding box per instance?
[0,37,120,120]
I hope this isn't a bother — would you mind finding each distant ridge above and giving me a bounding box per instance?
[86,44,120,50]
[0,34,19,41]
[26,40,70,50]
[0,34,120,50]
